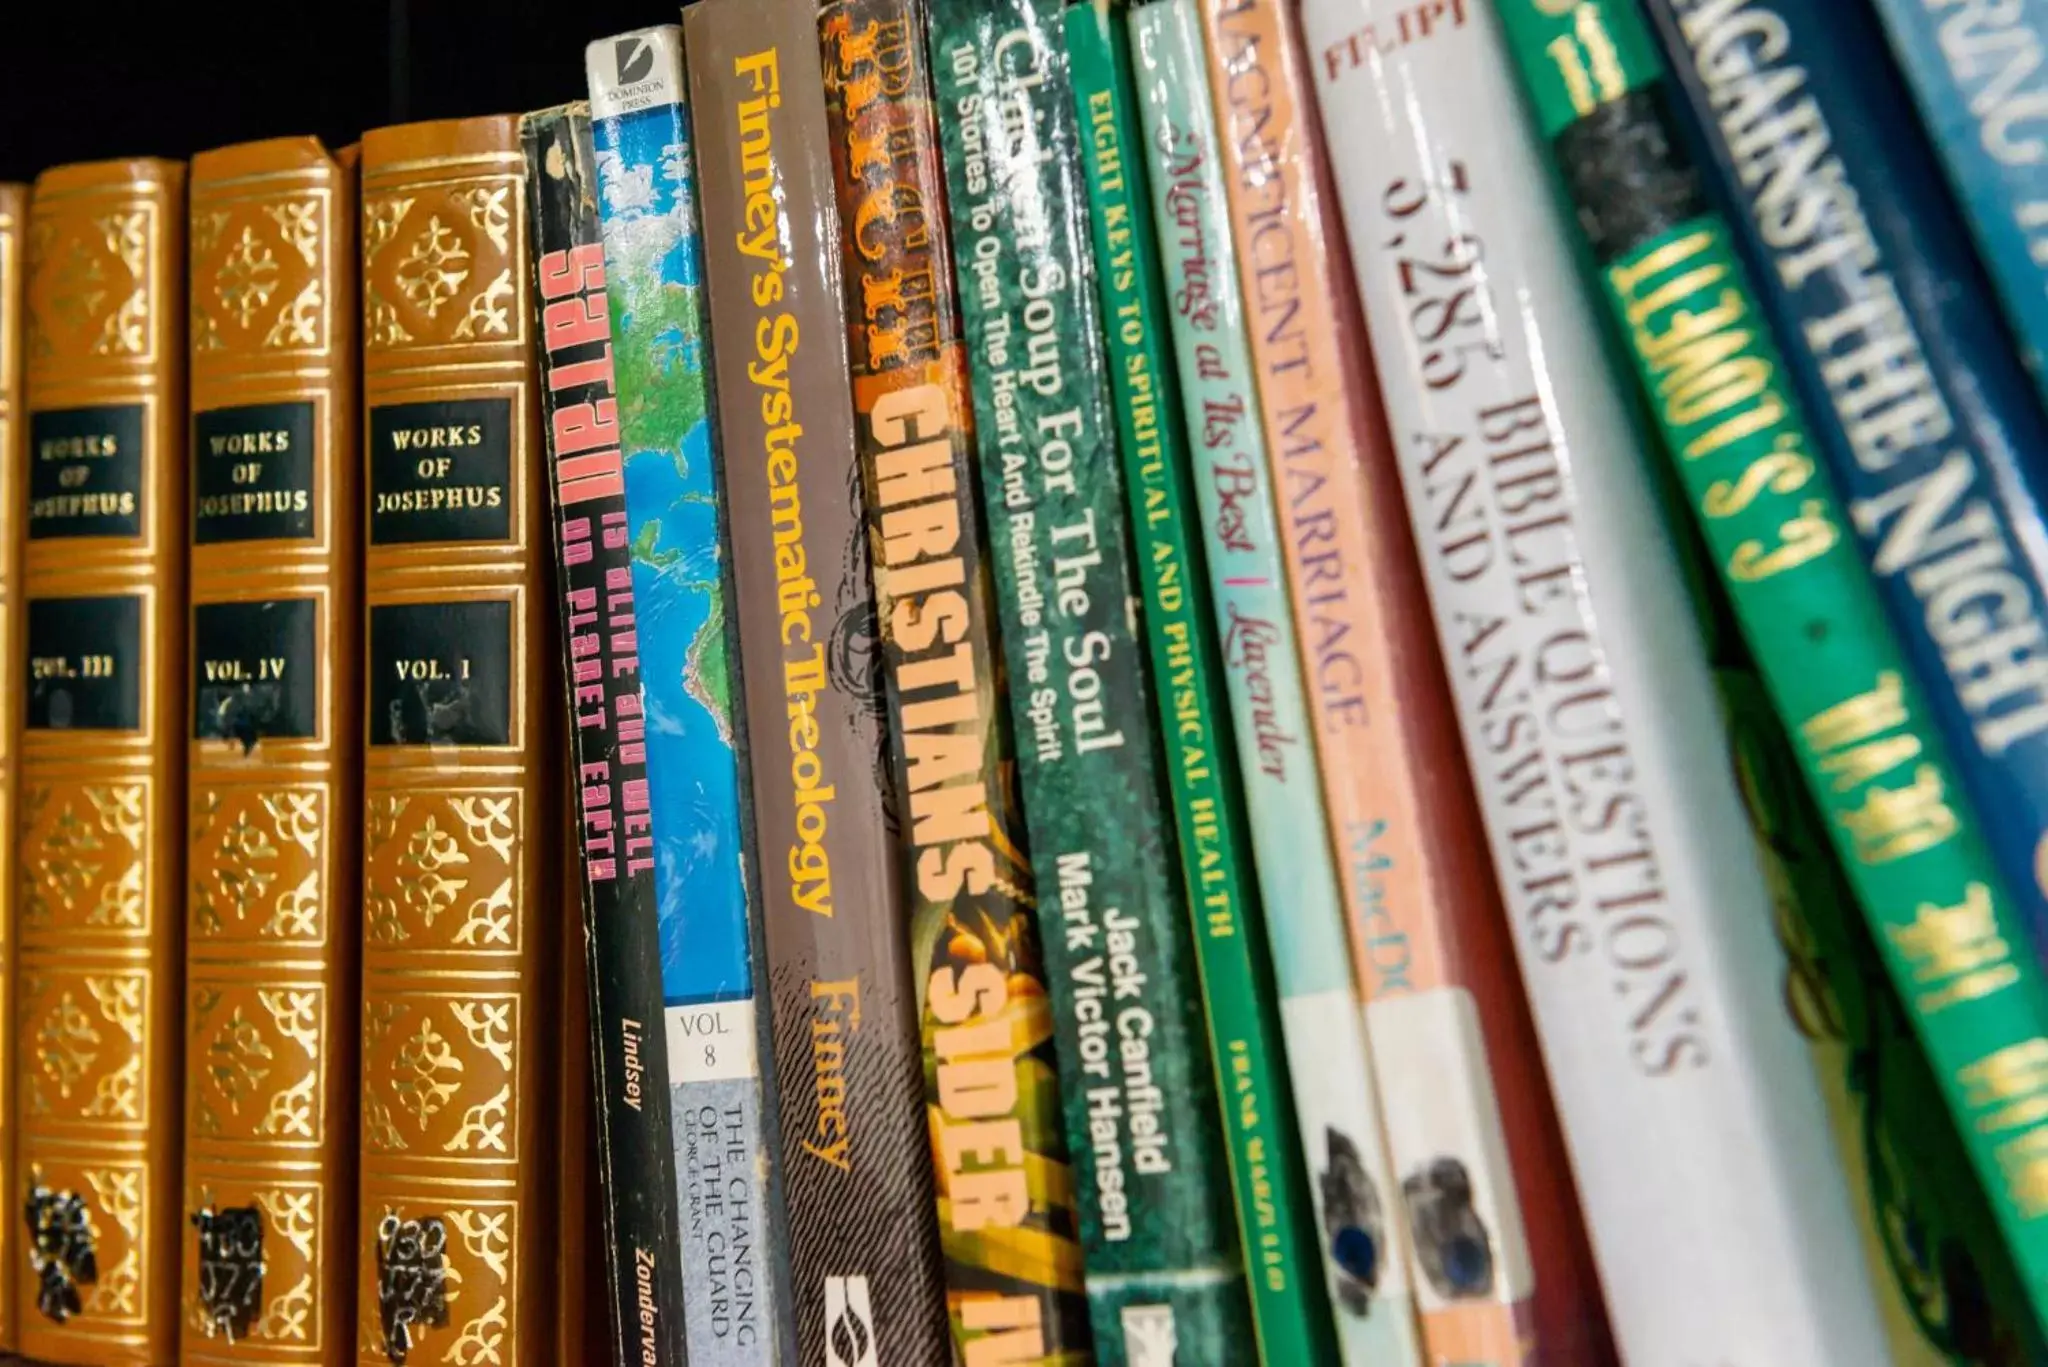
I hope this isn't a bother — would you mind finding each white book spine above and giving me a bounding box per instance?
[1297,2,1889,1361]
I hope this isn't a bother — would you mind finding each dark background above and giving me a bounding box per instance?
[0,0,668,183]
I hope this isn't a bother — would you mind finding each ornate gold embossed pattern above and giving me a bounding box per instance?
[18,159,186,1367]
[357,118,556,1367]
[184,138,360,1367]
[0,181,28,1356]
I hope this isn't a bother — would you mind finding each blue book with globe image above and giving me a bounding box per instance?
[587,26,785,1366]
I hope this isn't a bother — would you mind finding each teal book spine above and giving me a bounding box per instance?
[928,0,1244,1358]
[586,27,786,1365]
[1120,3,1396,1362]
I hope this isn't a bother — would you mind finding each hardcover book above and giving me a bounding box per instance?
[1122,6,1346,1362]
[1505,0,2048,1351]
[522,100,688,1367]
[1642,0,2048,955]
[17,156,188,1367]
[596,23,792,1363]
[183,134,360,1366]
[1061,3,1273,1357]
[928,0,1247,1357]
[817,0,1078,1359]
[358,116,563,1367]
[1301,0,1892,1359]
[0,178,23,1360]
[1869,1,2048,414]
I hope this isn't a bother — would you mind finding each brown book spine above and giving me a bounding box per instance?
[685,0,949,1357]
[182,136,361,1366]
[816,0,1051,1356]
[357,117,560,1367]
[16,157,188,1367]
[0,180,25,1359]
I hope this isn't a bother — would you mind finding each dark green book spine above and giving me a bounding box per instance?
[928,0,1242,1358]
[1060,0,1257,1356]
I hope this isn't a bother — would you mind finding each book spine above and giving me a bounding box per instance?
[1136,3,1610,1363]
[17,158,187,1367]
[1502,0,2048,1345]
[585,28,787,1366]
[639,9,938,1359]
[1868,0,2048,401]
[358,116,562,1367]
[521,102,689,1367]
[1307,1,1896,1359]
[1123,5,1343,1361]
[1643,0,2048,950]
[1197,2,1501,1362]
[815,0,1038,1358]
[0,179,24,1359]
[927,0,1245,1355]
[182,136,360,1367]
[1059,3,1260,1358]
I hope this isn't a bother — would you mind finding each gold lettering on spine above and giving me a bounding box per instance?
[1888,883,2018,1012]
[1610,227,1837,583]
[1958,1039,2048,1213]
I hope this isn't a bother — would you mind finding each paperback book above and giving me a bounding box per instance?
[1643,0,2048,954]
[1126,4,1363,1360]
[928,0,1234,1355]
[1869,0,2048,409]
[1061,0,1260,1356]
[523,99,689,1367]
[587,29,786,1365]
[816,0,1024,1357]
[1509,0,2048,1346]
[1307,2,1891,1359]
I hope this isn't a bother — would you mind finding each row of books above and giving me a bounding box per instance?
[7,0,2048,1363]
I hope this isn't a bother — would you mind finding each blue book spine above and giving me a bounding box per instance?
[1869,0,2048,395]
[587,28,786,1365]
[1646,0,2048,940]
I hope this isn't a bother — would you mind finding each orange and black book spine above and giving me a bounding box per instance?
[521,100,688,1367]
[17,157,188,1367]
[357,116,562,1367]
[816,0,1066,1357]
[182,135,361,1366]
[0,179,24,1360]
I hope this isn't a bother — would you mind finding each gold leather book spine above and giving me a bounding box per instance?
[17,157,188,1367]
[183,136,361,1366]
[0,179,26,1359]
[356,116,559,1367]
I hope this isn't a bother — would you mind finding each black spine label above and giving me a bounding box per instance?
[194,401,317,543]
[1551,83,1709,267]
[28,404,145,539]
[26,594,144,731]
[368,600,513,747]
[23,1178,97,1323]
[193,598,319,747]
[368,398,513,545]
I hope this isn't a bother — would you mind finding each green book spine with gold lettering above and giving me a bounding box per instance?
[929,0,1241,1358]
[1498,0,2048,1347]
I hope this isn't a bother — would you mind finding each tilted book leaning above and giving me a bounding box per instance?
[1300,0,1892,1359]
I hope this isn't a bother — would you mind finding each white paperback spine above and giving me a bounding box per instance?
[1297,1,1889,1361]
